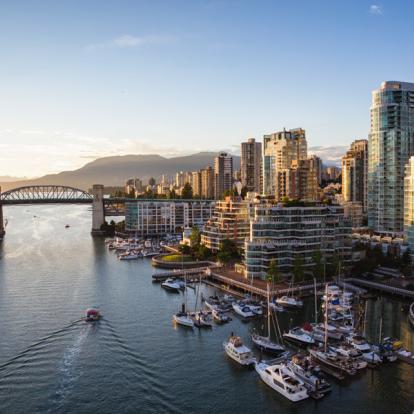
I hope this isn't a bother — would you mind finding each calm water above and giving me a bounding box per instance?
[0,205,414,414]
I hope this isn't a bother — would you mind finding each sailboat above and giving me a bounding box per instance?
[275,272,303,309]
[173,264,194,328]
[251,284,285,355]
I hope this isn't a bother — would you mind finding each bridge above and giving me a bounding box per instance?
[0,184,125,238]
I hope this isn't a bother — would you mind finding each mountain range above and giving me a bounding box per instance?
[0,152,241,191]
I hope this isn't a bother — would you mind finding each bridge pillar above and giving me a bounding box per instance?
[91,184,106,236]
[0,186,5,239]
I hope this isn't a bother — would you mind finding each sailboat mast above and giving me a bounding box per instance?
[314,277,317,325]
[324,283,328,353]
[267,283,271,339]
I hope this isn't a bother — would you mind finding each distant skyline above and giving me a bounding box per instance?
[1,0,413,177]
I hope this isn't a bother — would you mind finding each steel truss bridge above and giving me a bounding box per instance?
[0,185,126,216]
[0,185,93,204]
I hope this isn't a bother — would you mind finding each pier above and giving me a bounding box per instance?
[345,278,414,299]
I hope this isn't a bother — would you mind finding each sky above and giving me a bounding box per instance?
[0,0,413,177]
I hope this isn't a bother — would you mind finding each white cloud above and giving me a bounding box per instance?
[369,4,383,15]
[85,34,175,51]
[308,145,347,167]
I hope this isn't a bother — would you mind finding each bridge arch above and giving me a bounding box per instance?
[0,185,93,204]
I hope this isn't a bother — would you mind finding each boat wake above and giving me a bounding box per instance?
[48,325,91,410]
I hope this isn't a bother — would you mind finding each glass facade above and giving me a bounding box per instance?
[125,200,214,236]
[368,81,414,234]
[244,205,352,279]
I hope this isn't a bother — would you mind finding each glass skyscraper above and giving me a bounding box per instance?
[368,81,414,234]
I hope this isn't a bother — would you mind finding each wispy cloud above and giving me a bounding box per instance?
[85,34,175,51]
[309,145,347,167]
[369,4,383,15]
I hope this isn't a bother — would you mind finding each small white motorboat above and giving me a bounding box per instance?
[161,278,182,292]
[255,362,308,402]
[251,333,285,355]
[212,309,231,324]
[173,311,194,328]
[276,296,303,309]
[223,334,256,366]
[232,302,255,318]
[283,327,315,346]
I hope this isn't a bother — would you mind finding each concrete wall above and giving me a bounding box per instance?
[91,184,105,235]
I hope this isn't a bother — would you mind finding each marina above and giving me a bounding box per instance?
[1,205,414,414]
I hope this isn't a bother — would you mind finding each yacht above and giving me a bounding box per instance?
[232,302,255,318]
[287,354,331,399]
[311,323,344,341]
[283,327,315,346]
[346,334,371,352]
[223,335,256,366]
[328,344,367,370]
[118,250,142,260]
[161,278,182,292]
[309,348,357,376]
[276,296,304,309]
[173,311,194,328]
[251,333,285,355]
[255,362,309,402]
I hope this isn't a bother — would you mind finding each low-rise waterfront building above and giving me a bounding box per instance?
[125,199,214,236]
[201,196,254,251]
[244,204,352,279]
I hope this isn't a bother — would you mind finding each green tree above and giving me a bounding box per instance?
[148,177,156,186]
[167,188,177,199]
[190,227,201,247]
[178,244,191,255]
[312,250,323,281]
[181,183,193,199]
[196,244,211,260]
[292,256,305,283]
[217,239,240,264]
[267,260,281,284]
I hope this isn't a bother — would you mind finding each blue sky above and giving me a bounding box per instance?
[0,0,413,177]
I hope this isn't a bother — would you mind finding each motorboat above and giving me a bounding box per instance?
[276,296,303,309]
[346,334,371,352]
[223,335,256,366]
[287,354,331,399]
[161,278,182,292]
[232,302,255,318]
[269,302,285,312]
[283,327,315,346]
[85,308,101,322]
[173,311,194,328]
[251,333,285,355]
[311,323,344,341]
[309,348,358,376]
[204,299,220,312]
[328,344,367,370]
[192,311,213,328]
[212,309,231,324]
[255,362,308,402]
[118,250,142,260]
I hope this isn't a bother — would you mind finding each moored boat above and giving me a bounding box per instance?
[276,296,303,309]
[255,361,309,402]
[283,327,315,347]
[409,302,414,328]
[223,334,256,366]
[161,278,182,292]
[232,302,255,318]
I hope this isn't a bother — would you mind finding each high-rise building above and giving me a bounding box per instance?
[404,156,414,257]
[274,158,319,201]
[241,138,262,193]
[263,128,307,196]
[201,166,214,199]
[342,139,368,211]
[308,155,323,186]
[368,81,414,234]
[244,204,352,279]
[201,196,254,251]
[214,152,233,199]
[192,171,202,197]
